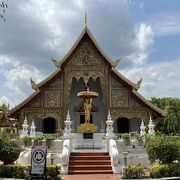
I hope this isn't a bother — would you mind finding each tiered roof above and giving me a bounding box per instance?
[8,25,166,117]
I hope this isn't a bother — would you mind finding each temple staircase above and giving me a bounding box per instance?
[68,152,113,174]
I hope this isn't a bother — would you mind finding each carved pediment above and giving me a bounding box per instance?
[44,89,61,107]
[111,89,129,107]
[69,41,104,66]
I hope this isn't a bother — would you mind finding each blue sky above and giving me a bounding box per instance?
[0,0,180,107]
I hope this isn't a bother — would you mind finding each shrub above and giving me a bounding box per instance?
[149,163,180,178]
[44,135,56,141]
[33,136,44,140]
[22,136,32,146]
[0,165,30,178]
[146,134,180,163]
[0,132,22,164]
[132,133,143,141]
[122,165,145,179]
[0,164,61,179]
[122,133,130,141]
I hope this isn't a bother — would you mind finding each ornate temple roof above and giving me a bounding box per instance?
[8,25,166,117]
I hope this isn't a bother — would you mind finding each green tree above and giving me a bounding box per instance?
[0,132,22,164]
[150,97,180,134]
[146,134,180,164]
[0,0,8,21]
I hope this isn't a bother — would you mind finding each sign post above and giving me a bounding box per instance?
[30,147,47,179]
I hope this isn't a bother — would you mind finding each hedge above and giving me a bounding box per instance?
[149,163,180,178]
[122,165,145,179]
[0,164,61,179]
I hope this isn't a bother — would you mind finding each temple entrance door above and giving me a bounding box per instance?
[116,117,129,133]
[43,117,56,134]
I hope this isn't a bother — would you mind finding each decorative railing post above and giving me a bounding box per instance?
[63,110,72,139]
[105,110,115,152]
[30,119,36,137]
[21,116,29,137]
[140,119,145,138]
[61,110,72,174]
[148,116,155,135]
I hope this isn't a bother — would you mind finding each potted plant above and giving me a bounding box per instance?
[122,133,130,145]
[22,136,32,147]
[45,135,55,148]
[134,133,144,146]
[33,136,44,146]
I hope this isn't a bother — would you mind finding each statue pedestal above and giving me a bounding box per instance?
[77,123,98,133]
[83,133,93,139]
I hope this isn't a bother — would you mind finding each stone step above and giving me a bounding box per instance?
[69,155,110,160]
[68,152,113,174]
[69,159,111,165]
[68,170,113,175]
[71,152,109,156]
[68,165,112,170]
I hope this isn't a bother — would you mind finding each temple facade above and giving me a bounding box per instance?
[8,25,165,134]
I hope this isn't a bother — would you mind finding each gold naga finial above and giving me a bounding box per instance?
[134,78,142,90]
[30,78,38,91]
[112,58,121,68]
[51,57,60,68]
[85,11,87,25]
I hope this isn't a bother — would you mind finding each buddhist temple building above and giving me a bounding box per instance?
[8,24,165,135]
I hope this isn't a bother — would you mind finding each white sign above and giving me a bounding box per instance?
[31,148,47,175]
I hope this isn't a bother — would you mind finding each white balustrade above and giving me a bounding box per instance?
[61,110,72,174]
[61,139,71,174]
[109,139,119,165]
[109,139,121,173]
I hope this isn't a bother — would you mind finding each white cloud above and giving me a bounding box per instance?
[124,23,154,66]
[148,13,180,37]
[0,56,10,67]
[0,54,45,105]
[4,64,44,99]
[121,58,180,99]
[136,24,154,51]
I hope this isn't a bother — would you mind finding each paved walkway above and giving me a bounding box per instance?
[62,174,121,180]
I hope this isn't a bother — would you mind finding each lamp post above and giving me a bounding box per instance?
[123,152,128,166]
[50,153,56,165]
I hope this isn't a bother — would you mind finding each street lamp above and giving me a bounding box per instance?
[123,152,128,166]
[50,153,56,165]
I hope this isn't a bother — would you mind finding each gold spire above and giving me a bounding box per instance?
[85,11,87,25]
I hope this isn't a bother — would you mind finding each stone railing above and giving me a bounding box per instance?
[109,139,121,173]
[109,139,119,165]
[61,139,71,174]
